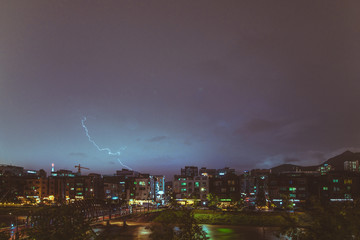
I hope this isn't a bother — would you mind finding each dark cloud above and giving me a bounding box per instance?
[257,151,328,169]
[236,118,283,135]
[184,139,192,146]
[0,1,359,174]
[148,136,167,142]
[283,158,300,163]
[68,152,87,158]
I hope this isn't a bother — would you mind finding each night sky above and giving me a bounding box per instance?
[1,1,360,178]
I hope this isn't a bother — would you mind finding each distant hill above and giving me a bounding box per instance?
[271,163,317,174]
[271,150,360,173]
[323,150,360,171]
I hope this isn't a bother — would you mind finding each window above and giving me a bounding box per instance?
[289,187,296,191]
[344,179,352,184]
[195,182,200,187]
[181,182,187,186]
[181,188,187,192]
[323,187,328,191]
[139,181,145,186]
[333,179,339,183]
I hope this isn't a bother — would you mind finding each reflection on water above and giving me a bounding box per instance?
[132,224,283,240]
[202,225,281,240]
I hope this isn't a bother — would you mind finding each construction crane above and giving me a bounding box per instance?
[74,164,90,174]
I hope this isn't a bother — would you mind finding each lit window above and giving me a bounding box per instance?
[333,179,339,183]
[323,187,328,191]
[344,179,352,184]
[345,194,352,199]
[181,182,187,186]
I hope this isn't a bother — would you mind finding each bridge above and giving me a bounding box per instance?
[0,200,160,239]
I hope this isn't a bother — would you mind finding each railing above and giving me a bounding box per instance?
[0,205,161,239]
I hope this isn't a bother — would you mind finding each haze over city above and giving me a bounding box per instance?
[1,1,360,178]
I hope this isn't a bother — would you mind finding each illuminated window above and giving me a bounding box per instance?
[181,182,187,186]
[289,194,296,198]
[345,194,352,199]
[344,179,352,184]
[333,179,339,183]
[323,187,328,191]
[181,188,187,192]
[134,181,137,184]
[139,181,145,186]
[195,182,200,187]
[201,188,206,192]
[289,187,296,191]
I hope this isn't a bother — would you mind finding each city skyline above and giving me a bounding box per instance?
[1,1,360,178]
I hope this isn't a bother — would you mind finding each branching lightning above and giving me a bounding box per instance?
[81,117,132,170]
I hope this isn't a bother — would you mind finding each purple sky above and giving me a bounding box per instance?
[1,1,360,178]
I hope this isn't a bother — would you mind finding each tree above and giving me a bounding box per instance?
[0,231,10,240]
[280,194,293,210]
[280,198,360,240]
[167,192,180,209]
[149,209,208,240]
[256,187,266,207]
[23,205,95,240]
[206,193,219,209]
[175,209,208,240]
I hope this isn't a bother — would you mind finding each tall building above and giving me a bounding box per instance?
[150,175,165,203]
[344,160,360,172]
[173,175,209,201]
[181,166,198,177]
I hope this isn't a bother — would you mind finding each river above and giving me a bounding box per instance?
[110,222,286,240]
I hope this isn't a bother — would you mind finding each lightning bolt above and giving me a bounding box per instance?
[81,117,132,170]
